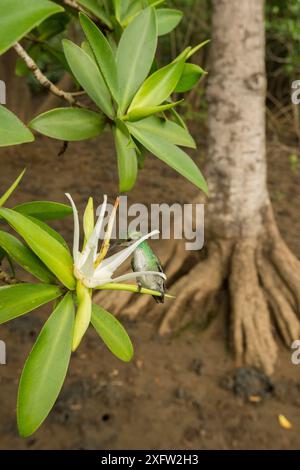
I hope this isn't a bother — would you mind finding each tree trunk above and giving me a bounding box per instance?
[95,0,300,375]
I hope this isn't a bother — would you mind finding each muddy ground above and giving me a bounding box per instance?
[0,127,300,450]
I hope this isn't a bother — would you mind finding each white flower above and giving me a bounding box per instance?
[65,193,166,289]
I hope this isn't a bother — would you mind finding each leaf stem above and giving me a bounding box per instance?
[95,282,174,299]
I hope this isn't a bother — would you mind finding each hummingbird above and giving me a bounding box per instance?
[128,231,166,303]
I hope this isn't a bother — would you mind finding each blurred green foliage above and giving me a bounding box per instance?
[265,0,300,103]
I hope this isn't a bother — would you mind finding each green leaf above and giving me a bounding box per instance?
[114,123,138,193]
[128,55,187,113]
[125,99,183,121]
[0,106,34,147]
[17,293,74,437]
[27,217,69,250]
[117,7,157,114]
[91,304,133,362]
[127,123,208,194]
[156,8,183,36]
[0,0,64,55]
[127,116,196,148]
[0,283,62,325]
[37,12,70,40]
[14,201,72,221]
[77,0,112,28]
[0,169,26,207]
[169,106,188,130]
[120,0,142,25]
[63,40,114,118]
[30,108,105,141]
[0,208,75,290]
[0,231,55,283]
[113,0,122,21]
[175,63,206,93]
[187,40,210,59]
[80,13,119,103]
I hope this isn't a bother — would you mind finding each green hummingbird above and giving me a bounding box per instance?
[128,231,166,303]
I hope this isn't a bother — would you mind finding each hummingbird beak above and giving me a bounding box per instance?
[114,238,132,248]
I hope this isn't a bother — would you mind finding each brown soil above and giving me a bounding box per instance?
[0,130,300,450]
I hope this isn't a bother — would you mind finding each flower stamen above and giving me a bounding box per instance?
[94,196,119,268]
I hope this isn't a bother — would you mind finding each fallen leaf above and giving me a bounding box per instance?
[278,414,292,430]
[249,395,262,403]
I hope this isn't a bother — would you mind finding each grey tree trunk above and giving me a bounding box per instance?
[206,0,268,239]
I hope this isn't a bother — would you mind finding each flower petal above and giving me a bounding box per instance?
[65,193,80,263]
[78,195,107,269]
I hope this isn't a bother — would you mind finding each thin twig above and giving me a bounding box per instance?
[0,269,18,285]
[62,0,111,30]
[13,42,85,108]
[63,0,87,15]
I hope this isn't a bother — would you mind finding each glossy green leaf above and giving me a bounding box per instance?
[63,40,114,118]
[77,0,112,28]
[187,40,210,59]
[127,116,196,148]
[175,63,206,93]
[0,208,75,289]
[125,99,183,121]
[0,169,26,207]
[117,7,157,113]
[0,247,6,263]
[91,304,133,362]
[0,283,62,325]
[128,55,186,113]
[127,123,208,194]
[80,14,119,103]
[156,8,183,36]
[169,106,188,130]
[0,106,34,147]
[0,231,55,283]
[148,0,166,5]
[81,39,94,59]
[30,108,105,141]
[114,123,138,193]
[113,0,122,21]
[0,0,64,55]
[120,0,142,24]
[17,293,74,437]
[14,201,72,221]
[27,217,69,250]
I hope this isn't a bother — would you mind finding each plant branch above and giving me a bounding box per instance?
[13,42,85,108]
[0,268,17,285]
[95,282,174,299]
[62,0,111,30]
